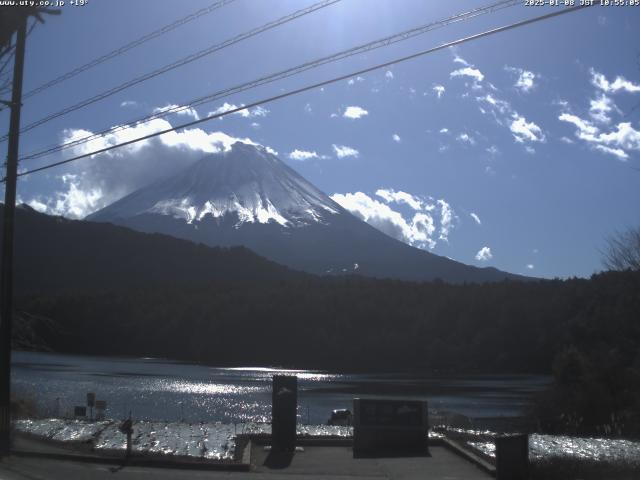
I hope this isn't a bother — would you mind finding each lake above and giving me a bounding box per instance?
[11,351,549,425]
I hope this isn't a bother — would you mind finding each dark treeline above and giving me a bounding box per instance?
[16,269,639,373]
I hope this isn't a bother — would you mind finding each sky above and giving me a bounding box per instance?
[1,0,639,279]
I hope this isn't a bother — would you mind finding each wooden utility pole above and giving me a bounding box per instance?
[0,15,27,456]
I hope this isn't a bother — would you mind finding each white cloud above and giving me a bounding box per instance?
[477,94,511,115]
[559,111,639,160]
[475,246,493,261]
[385,70,394,80]
[209,102,239,116]
[526,264,534,270]
[331,191,437,249]
[589,94,618,124]
[453,54,469,66]
[242,105,268,118]
[450,67,484,83]
[332,144,359,158]
[438,199,454,242]
[515,70,535,92]
[26,198,48,212]
[475,88,549,149]
[375,188,424,211]
[343,106,369,119]
[304,103,312,114]
[29,174,103,220]
[505,66,536,93]
[596,122,640,151]
[120,100,138,108]
[594,145,629,160]
[510,114,545,143]
[486,145,500,156]
[470,212,481,225]
[439,128,449,134]
[525,146,536,155]
[560,136,574,144]
[433,84,445,99]
[456,133,475,145]
[289,149,319,161]
[153,104,200,121]
[392,133,401,143]
[558,113,599,138]
[557,68,640,160]
[209,102,269,119]
[34,116,277,219]
[590,68,640,94]
[347,76,365,85]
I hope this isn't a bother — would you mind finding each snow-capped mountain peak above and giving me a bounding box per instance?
[88,141,526,283]
[89,142,340,228]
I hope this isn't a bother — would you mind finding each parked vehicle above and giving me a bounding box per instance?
[327,409,352,426]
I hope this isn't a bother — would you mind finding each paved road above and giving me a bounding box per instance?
[0,446,492,480]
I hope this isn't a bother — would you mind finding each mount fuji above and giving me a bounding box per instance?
[88,142,525,283]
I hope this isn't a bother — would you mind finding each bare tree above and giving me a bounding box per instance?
[602,226,640,271]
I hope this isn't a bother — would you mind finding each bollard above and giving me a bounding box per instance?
[119,416,133,459]
[496,434,529,480]
[272,375,297,452]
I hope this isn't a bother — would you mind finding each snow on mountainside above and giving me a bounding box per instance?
[89,142,340,228]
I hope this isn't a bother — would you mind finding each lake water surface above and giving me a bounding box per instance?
[12,351,549,424]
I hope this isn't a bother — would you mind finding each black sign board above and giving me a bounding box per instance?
[359,400,423,427]
[353,398,428,457]
[74,406,87,417]
[272,375,297,452]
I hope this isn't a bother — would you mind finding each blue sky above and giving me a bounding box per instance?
[2,0,640,279]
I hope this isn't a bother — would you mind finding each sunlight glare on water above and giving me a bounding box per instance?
[222,366,340,382]
[152,379,264,396]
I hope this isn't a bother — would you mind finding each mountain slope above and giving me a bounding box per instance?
[2,204,303,295]
[88,142,528,283]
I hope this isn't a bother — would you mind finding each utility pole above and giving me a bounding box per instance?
[0,15,27,456]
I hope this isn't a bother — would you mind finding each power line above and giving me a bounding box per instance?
[0,48,15,79]
[1,0,341,142]
[20,0,520,162]
[21,0,237,101]
[11,4,594,181]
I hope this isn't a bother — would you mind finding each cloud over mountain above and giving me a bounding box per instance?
[26,114,276,219]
